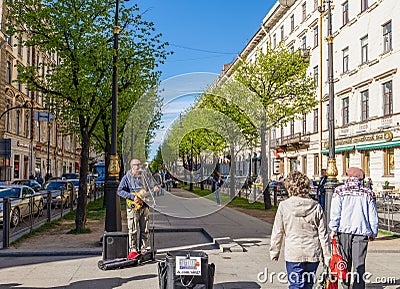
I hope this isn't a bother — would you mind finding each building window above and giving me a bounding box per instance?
[361,36,368,64]
[383,80,393,115]
[6,61,12,84]
[313,109,318,133]
[314,0,318,10]
[24,112,30,138]
[290,14,295,32]
[273,34,276,49]
[302,114,306,135]
[343,153,350,176]
[362,151,370,175]
[27,46,31,64]
[302,155,307,174]
[18,37,23,56]
[17,70,22,91]
[7,34,12,45]
[361,90,369,121]
[280,25,284,42]
[14,155,20,179]
[16,110,21,135]
[384,148,394,176]
[383,21,392,53]
[342,47,349,73]
[6,102,11,132]
[313,66,319,86]
[302,2,307,21]
[361,0,368,12]
[342,97,349,125]
[290,120,294,136]
[313,154,319,177]
[342,1,349,26]
[301,36,307,50]
[313,25,318,47]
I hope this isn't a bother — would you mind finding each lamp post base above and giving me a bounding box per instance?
[104,175,122,232]
[324,158,338,230]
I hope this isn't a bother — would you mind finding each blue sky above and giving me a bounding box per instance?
[133,0,276,159]
[136,0,275,80]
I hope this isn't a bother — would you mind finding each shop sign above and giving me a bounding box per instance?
[324,131,393,148]
[17,141,29,148]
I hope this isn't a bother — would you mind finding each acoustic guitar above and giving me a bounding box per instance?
[126,189,147,210]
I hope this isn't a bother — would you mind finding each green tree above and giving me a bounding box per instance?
[234,47,317,201]
[6,0,169,230]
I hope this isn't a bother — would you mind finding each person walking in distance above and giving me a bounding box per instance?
[329,167,378,289]
[270,171,330,289]
[117,159,159,254]
[211,170,222,206]
[317,169,327,210]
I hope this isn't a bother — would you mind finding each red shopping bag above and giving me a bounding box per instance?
[329,238,348,280]
[326,279,338,289]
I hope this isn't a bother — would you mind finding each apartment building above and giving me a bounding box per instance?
[0,5,80,182]
[218,0,399,188]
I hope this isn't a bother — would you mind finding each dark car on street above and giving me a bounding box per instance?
[12,179,42,192]
[41,180,77,208]
[268,181,288,196]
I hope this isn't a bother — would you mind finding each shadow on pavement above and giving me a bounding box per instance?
[0,255,93,270]
[214,281,261,289]
[0,275,157,289]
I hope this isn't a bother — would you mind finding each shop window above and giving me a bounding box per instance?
[14,155,20,179]
[342,152,350,176]
[313,154,319,177]
[362,151,370,175]
[384,148,394,176]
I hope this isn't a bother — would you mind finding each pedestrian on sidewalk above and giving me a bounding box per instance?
[317,169,327,210]
[211,170,222,206]
[117,158,159,254]
[270,170,330,289]
[329,167,378,289]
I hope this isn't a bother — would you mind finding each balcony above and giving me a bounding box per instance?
[271,133,310,151]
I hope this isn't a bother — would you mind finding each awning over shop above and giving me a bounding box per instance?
[321,146,355,155]
[356,140,400,151]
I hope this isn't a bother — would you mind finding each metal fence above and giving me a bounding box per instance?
[1,186,104,249]
[376,196,400,233]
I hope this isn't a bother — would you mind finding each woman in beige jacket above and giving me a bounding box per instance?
[270,171,330,289]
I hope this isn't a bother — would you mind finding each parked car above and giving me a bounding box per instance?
[12,179,42,192]
[62,173,80,180]
[268,181,288,196]
[69,179,93,197]
[309,179,319,200]
[41,180,77,208]
[0,185,44,227]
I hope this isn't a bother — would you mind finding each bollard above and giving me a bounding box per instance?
[273,186,278,207]
[3,197,10,249]
[47,192,52,223]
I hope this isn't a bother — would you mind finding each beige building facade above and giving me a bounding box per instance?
[0,2,80,182]
[218,0,399,189]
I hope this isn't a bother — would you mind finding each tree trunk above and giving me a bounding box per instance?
[75,128,89,231]
[229,143,235,199]
[260,119,271,209]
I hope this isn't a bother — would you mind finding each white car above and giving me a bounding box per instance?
[0,185,44,227]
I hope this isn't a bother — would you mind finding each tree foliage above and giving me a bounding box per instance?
[6,0,170,230]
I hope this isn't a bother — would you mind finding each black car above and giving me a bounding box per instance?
[62,173,80,179]
[12,179,42,192]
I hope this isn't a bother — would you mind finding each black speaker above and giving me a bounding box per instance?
[102,231,129,260]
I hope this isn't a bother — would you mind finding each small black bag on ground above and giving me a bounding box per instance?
[158,250,215,289]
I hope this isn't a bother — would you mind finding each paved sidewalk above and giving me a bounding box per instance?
[0,188,399,289]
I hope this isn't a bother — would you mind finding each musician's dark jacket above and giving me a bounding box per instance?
[117,171,152,209]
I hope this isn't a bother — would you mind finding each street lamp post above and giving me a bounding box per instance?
[323,0,338,226]
[278,0,338,225]
[104,0,122,232]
